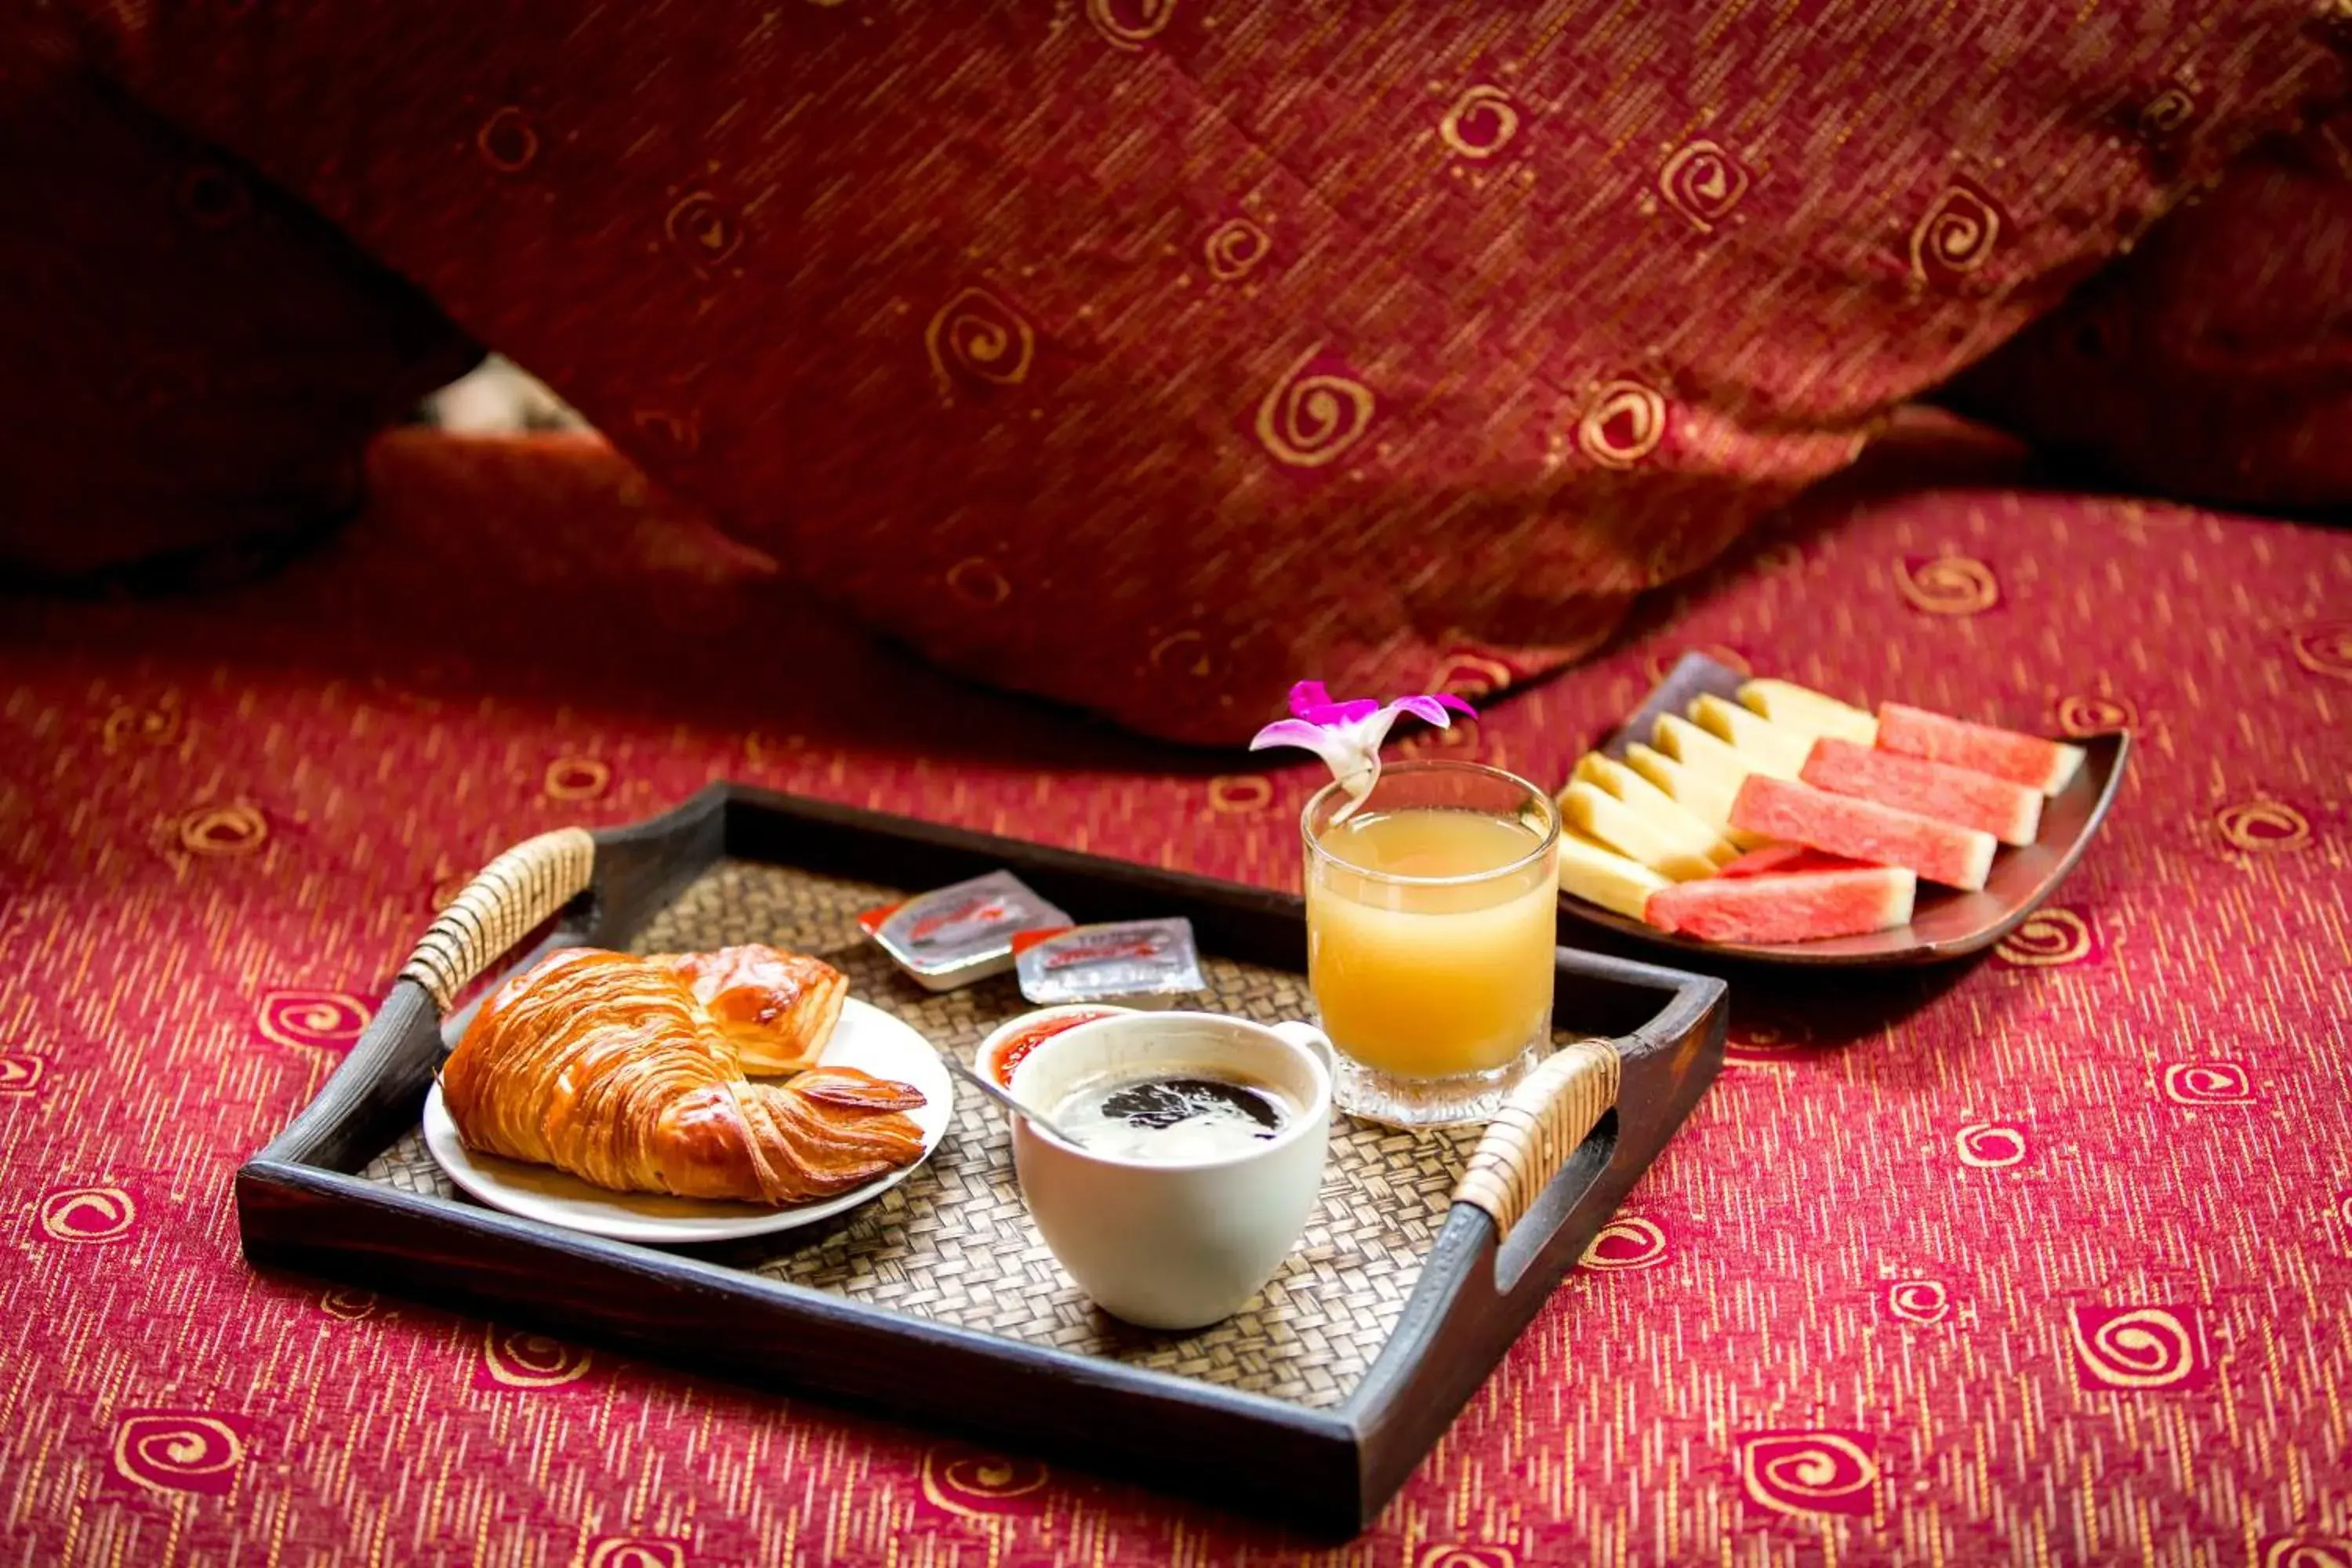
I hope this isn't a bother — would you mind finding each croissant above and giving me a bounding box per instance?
[442,946,927,1205]
[648,945,846,1075]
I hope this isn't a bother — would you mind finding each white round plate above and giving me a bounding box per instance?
[421,997,954,1245]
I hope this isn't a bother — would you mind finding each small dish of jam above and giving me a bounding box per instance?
[975,1005,1134,1087]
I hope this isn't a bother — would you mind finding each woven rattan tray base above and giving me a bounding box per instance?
[364,858,1498,1409]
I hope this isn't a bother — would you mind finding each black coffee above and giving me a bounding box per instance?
[1054,1073,1291,1160]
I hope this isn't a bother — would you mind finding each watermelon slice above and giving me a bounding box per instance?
[1644,866,1918,943]
[1802,737,2043,847]
[1732,774,1997,891]
[1875,702,2086,797]
[1715,843,1867,878]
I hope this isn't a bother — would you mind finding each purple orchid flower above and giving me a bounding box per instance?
[1250,681,1477,821]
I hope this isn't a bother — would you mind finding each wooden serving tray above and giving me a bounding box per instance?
[234,784,1726,1535]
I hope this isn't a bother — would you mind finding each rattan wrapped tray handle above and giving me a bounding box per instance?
[397,828,597,1013]
[1452,1040,1621,1241]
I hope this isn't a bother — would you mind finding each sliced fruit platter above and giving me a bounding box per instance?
[1552,653,2129,967]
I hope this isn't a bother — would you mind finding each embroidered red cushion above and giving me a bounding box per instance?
[1951,107,2352,512]
[31,3,2352,736]
[0,13,477,586]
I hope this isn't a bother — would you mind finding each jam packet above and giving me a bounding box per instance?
[1013,918,1206,1008]
[858,870,1073,992]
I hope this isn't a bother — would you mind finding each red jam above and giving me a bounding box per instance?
[992,1008,1118,1085]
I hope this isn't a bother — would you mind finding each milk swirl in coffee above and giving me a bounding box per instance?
[1052,1071,1291,1160]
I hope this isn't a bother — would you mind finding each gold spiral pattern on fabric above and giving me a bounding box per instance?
[1255,343,1375,468]
[1428,654,1515,701]
[1439,85,1520,160]
[475,107,539,173]
[2140,87,2196,137]
[946,557,1013,608]
[1658,140,1748,232]
[1148,630,1212,678]
[1646,644,1749,684]
[1995,909,2092,967]
[1415,1548,1518,1568]
[1579,1215,1668,1271]
[397,828,596,1013]
[255,990,372,1051]
[2215,800,2310,853]
[664,191,742,274]
[2069,1307,2198,1388]
[1739,1432,1879,1517]
[111,1414,245,1495]
[2161,1062,2252,1105]
[1455,1040,1619,1240]
[586,1542,686,1568]
[2056,694,2135,735]
[0,1054,43,1096]
[1576,380,1668,467]
[318,1287,379,1322]
[926,288,1035,392]
[1896,555,1999,615]
[2262,1540,2352,1568]
[179,804,269,857]
[1207,775,1273,813]
[1886,1279,1951,1324]
[1728,1011,1812,1054]
[543,757,611,802]
[1910,184,2002,281]
[1955,1122,2026,1169]
[2290,622,2352,680]
[481,1327,593,1389]
[102,698,180,753]
[40,1185,136,1243]
[1086,0,1176,50]
[920,1447,1051,1515]
[1203,217,1271,281]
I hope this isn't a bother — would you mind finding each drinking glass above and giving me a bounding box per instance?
[1301,760,1560,1127]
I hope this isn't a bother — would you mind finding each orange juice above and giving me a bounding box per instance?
[1305,808,1556,1079]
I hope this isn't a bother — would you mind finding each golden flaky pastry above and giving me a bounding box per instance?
[441,946,924,1205]
[648,946,847,1075]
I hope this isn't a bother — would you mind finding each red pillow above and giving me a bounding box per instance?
[0,15,477,587]
[45,4,2352,737]
[1949,107,2352,512]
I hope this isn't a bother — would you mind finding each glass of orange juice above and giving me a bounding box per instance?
[1302,760,1560,1127]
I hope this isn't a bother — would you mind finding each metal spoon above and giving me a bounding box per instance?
[940,1052,1086,1146]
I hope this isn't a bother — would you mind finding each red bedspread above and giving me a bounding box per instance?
[3,429,2347,1565]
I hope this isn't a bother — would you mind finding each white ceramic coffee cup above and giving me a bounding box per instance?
[1009,1011,1334,1331]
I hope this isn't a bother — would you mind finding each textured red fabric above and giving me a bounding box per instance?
[0,13,478,584]
[50,2,2351,740]
[4,426,2350,1563]
[1951,107,2352,512]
